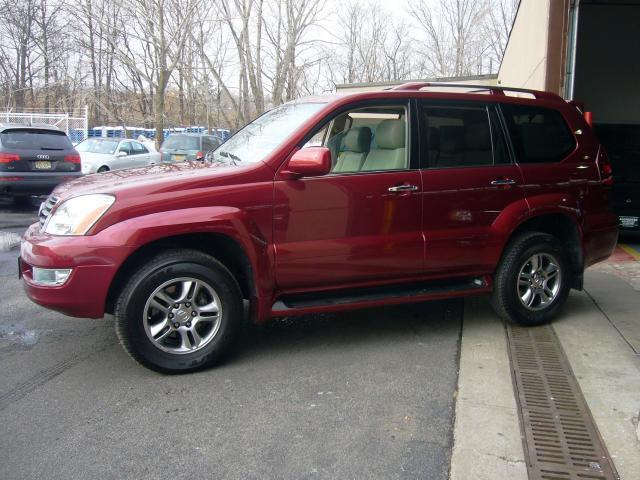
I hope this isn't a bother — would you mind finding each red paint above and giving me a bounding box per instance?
[282,147,331,178]
[20,86,619,321]
[63,153,81,164]
[584,111,593,126]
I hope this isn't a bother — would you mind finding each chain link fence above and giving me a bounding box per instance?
[0,109,89,144]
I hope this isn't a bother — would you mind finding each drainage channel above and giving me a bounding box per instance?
[506,324,619,480]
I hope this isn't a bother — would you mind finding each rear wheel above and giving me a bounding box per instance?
[115,249,243,373]
[97,166,109,173]
[491,232,570,326]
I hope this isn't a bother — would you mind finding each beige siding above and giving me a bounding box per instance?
[498,0,552,91]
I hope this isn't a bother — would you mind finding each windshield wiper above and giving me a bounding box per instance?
[218,150,241,165]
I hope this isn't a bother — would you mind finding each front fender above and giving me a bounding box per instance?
[99,206,274,322]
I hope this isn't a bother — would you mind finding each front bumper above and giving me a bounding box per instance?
[20,223,134,318]
[1,171,83,196]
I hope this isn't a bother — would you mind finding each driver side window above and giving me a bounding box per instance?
[303,104,409,174]
[118,141,132,156]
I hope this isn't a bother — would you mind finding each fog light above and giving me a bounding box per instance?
[32,267,72,286]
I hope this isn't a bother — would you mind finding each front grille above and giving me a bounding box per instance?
[38,194,59,229]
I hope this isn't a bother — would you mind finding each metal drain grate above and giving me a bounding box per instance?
[506,325,619,480]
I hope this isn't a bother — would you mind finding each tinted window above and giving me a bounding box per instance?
[421,105,493,168]
[202,136,220,152]
[489,107,511,165]
[502,104,575,163]
[0,129,72,150]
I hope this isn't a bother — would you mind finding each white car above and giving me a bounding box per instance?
[76,138,160,174]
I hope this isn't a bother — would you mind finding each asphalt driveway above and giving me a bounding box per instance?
[0,201,463,480]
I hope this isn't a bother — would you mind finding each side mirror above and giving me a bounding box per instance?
[284,147,331,178]
[117,151,127,157]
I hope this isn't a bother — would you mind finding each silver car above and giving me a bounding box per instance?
[77,138,160,174]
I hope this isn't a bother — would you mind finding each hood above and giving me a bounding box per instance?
[53,161,237,200]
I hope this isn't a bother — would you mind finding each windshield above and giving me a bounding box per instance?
[211,102,326,164]
[76,139,119,154]
[162,135,200,151]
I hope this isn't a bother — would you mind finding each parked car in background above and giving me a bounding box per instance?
[160,133,221,163]
[76,138,160,174]
[0,124,81,202]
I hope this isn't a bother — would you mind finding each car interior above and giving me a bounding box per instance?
[306,106,408,173]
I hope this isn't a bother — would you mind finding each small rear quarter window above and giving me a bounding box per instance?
[501,104,575,163]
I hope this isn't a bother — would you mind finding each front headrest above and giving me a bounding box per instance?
[342,127,372,153]
[375,120,405,150]
[464,122,491,150]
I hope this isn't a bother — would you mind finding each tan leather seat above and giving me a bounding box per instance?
[361,119,406,171]
[332,127,372,173]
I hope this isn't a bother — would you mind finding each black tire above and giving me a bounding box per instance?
[114,249,243,373]
[97,166,109,173]
[491,232,570,326]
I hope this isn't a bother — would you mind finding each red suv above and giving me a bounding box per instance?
[19,83,618,373]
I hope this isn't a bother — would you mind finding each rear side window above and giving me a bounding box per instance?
[501,104,575,163]
[0,129,72,150]
[421,104,494,168]
[202,136,220,152]
[132,141,148,154]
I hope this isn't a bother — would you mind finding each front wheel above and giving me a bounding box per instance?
[491,232,570,326]
[115,249,243,373]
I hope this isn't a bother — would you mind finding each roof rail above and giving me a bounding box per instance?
[389,82,563,101]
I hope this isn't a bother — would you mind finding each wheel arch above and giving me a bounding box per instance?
[501,213,584,290]
[105,232,255,316]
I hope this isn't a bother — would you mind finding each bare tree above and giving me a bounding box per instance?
[96,0,199,143]
[483,0,519,72]
[0,0,38,109]
[410,0,489,77]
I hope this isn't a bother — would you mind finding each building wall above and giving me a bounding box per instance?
[574,1,640,124]
[498,0,569,93]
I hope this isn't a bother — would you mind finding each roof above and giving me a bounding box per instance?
[0,123,63,132]
[335,74,498,91]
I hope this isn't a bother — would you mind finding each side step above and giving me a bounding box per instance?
[272,276,490,316]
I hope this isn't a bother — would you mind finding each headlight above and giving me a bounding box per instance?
[45,194,115,235]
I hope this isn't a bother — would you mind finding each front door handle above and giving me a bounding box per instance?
[490,178,517,186]
[388,185,418,192]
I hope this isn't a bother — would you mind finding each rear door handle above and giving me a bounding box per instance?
[388,185,419,192]
[490,178,517,186]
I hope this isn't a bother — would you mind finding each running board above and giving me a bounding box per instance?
[271,276,490,316]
